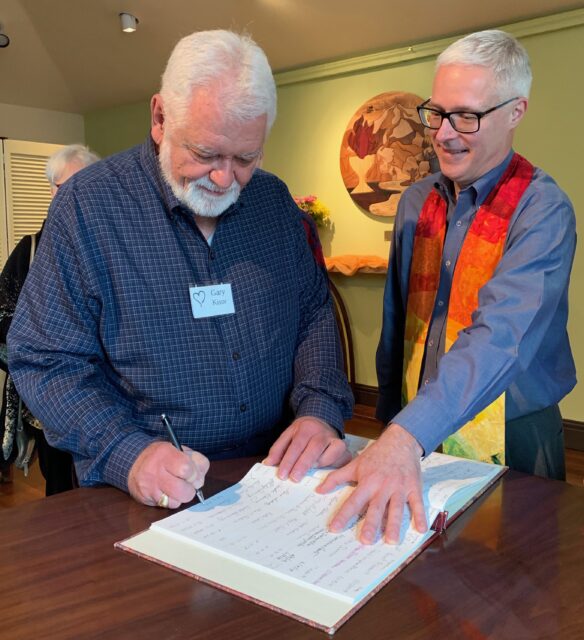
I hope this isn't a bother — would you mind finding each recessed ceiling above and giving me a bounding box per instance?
[0,0,581,114]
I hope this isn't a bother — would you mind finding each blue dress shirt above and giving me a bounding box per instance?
[8,137,353,491]
[376,151,577,456]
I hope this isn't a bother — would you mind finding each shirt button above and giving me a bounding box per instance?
[240,403,247,412]
[456,220,462,227]
[209,250,216,260]
[445,260,451,268]
[424,379,430,386]
[438,300,444,307]
[232,352,240,361]
[428,339,434,347]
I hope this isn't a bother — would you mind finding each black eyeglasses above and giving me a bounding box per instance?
[417,97,519,133]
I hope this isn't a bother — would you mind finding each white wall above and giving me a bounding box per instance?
[0,102,84,144]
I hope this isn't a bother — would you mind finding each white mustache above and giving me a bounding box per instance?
[191,175,239,195]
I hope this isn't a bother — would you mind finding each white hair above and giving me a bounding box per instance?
[45,144,100,186]
[437,30,532,99]
[159,30,277,135]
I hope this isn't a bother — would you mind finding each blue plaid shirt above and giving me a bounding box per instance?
[8,137,353,491]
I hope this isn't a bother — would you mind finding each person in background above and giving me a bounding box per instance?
[319,30,576,544]
[0,144,100,494]
[46,144,100,197]
[8,30,353,509]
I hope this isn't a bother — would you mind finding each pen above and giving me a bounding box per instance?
[160,413,205,503]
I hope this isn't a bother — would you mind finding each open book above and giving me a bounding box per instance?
[116,437,505,634]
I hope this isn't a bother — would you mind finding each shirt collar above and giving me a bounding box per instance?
[140,135,182,220]
[435,149,515,207]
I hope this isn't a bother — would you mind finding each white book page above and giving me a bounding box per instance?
[151,452,500,603]
[421,452,501,510]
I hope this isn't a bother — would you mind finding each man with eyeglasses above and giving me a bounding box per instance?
[319,30,576,545]
[8,30,353,508]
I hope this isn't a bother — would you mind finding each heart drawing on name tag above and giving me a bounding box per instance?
[192,291,206,306]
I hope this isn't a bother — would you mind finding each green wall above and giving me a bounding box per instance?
[85,101,150,158]
[84,11,584,420]
[515,24,583,421]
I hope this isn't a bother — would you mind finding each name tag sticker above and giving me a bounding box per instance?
[189,284,235,319]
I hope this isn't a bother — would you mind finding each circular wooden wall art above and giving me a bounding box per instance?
[340,91,438,218]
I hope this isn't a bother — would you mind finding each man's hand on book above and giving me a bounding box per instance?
[128,442,210,508]
[263,416,352,482]
[316,424,427,545]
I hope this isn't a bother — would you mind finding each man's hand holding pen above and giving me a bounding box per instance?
[128,441,210,509]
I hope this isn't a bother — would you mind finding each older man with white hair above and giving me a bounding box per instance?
[46,144,100,197]
[8,30,353,508]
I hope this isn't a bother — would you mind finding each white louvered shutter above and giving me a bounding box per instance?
[1,139,64,267]
[0,143,6,267]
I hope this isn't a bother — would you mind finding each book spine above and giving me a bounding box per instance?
[430,510,449,533]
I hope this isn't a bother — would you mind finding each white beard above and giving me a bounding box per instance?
[159,136,241,218]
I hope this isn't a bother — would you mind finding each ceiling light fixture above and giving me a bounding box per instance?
[119,12,138,33]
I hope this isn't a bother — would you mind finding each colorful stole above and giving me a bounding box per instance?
[402,153,534,464]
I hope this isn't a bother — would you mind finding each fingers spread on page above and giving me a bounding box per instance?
[317,424,427,544]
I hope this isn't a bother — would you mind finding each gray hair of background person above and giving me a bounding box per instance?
[45,144,100,188]
[159,30,277,136]
[436,29,532,100]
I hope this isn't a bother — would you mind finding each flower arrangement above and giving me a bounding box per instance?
[293,195,331,229]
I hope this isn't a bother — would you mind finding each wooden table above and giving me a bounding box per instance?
[1,458,583,639]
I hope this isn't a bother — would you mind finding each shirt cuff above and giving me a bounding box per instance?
[391,395,455,457]
[295,395,346,438]
[101,430,157,493]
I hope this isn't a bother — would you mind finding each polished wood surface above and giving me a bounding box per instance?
[1,457,583,639]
